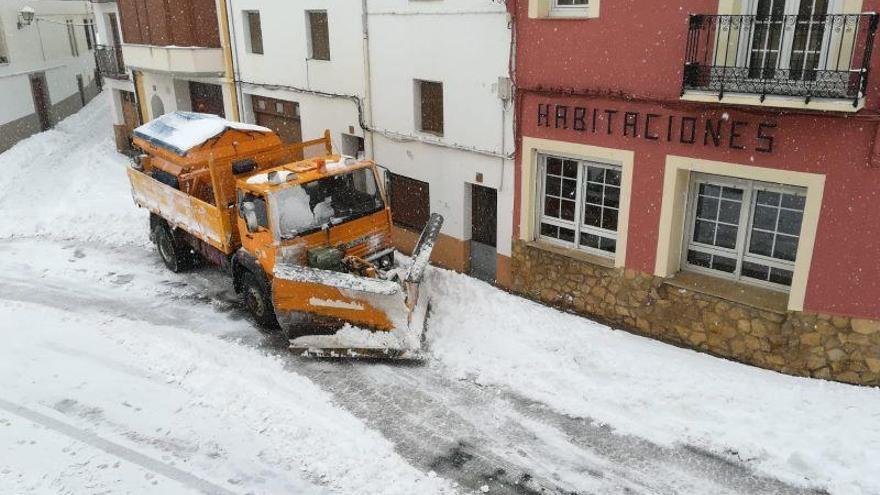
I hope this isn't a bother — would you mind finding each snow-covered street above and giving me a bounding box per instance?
[1,94,879,494]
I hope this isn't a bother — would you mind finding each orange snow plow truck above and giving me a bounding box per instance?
[127,112,443,359]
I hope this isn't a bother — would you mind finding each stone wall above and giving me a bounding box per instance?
[511,240,880,386]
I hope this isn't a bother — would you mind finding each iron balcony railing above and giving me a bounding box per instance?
[682,13,879,106]
[95,44,127,79]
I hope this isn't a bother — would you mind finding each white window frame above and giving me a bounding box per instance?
[551,0,592,18]
[683,173,807,291]
[537,154,621,258]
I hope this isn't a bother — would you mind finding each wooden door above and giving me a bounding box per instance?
[469,184,497,283]
[189,81,225,118]
[29,73,51,131]
[121,91,140,129]
[77,75,86,107]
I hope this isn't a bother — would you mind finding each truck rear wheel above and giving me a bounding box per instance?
[241,271,278,329]
[154,224,192,273]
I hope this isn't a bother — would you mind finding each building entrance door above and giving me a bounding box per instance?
[29,73,51,131]
[469,184,498,283]
[77,75,86,107]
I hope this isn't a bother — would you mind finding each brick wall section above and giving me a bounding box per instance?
[512,241,880,386]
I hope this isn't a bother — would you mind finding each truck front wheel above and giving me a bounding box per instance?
[241,271,278,329]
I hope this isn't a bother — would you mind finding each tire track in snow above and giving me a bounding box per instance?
[0,398,237,495]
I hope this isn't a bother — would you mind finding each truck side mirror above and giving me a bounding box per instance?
[241,201,259,233]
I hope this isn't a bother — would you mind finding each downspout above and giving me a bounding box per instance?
[217,0,240,121]
[362,0,376,159]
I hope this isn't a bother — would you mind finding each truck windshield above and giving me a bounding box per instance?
[271,168,385,240]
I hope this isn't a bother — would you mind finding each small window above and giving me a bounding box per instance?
[83,19,96,51]
[67,20,79,57]
[245,11,263,54]
[416,80,444,135]
[307,11,330,61]
[0,19,9,64]
[684,174,806,290]
[389,173,430,231]
[538,155,621,257]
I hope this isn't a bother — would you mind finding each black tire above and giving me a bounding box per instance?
[241,271,279,329]
[153,224,192,273]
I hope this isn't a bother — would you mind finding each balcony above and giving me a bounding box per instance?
[682,13,879,111]
[95,45,127,80]
[121,44,224,77]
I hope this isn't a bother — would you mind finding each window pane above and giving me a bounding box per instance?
[718,199,742,224]
[561,199,576,222]
[547,158,562,176]
[602,208,618,231]
[606,169,622,187]
[696,196,719,220]
[769,268,794,286]
[604,186,620,208]
[599,237,617,253]
[563,160,578,179]
[583,205,601,228]
[778,209,803,235]
[580,233,599,249]
[545,197,561,218]
[781,193,806,210]
[749,230,774,257]
[742,261,770,281]
[773,234,799,262]
[559,227,576,243]
[586,183,603,205]
[700,184,721,197]
[541,223,558,238]
[694,220,716,244]
[712,255,737,274]
[756,190,781,206]
[546,177,561,197]
[716,224,738,249]
[587,166,604,182]
[753,205,778,230]
[561,179,577,200]
[721,187,743,201]
[688,250,712,268]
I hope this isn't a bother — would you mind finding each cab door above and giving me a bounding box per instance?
[238,192,275,274]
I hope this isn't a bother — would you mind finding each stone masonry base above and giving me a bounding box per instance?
[511,240,880,386]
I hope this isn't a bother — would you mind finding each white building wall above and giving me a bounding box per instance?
[366,0,515,257]
[228,0,515,263]
[0,0,98,126]
[229,0,368,147]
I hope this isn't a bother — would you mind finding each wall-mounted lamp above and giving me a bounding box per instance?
[17,6,36,29]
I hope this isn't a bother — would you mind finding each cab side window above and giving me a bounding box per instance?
[240,193,269,229]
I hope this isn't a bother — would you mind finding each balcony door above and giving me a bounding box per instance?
[746,0,832,82]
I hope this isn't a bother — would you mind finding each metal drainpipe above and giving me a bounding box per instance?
[218,0,240,121]
[362,0,376,160]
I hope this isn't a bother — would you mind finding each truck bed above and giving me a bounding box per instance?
[128,167,237,255]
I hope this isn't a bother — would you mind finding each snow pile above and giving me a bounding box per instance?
[0,94,147,245]
[133,111,271,156]
[0,299,455,494]
[424,269,880,494]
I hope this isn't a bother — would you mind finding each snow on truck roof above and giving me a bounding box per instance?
[133,112,272,156]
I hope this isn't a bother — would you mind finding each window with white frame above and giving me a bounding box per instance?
[538,154,621,256]
[684,173,806,290]
[552,0,589,16]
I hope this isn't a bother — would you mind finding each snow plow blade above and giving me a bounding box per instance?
[278,214,444,361]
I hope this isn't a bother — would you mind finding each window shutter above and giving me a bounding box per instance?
[420,81,443,135]
[248,12,263,54]
[309,11,330,61]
